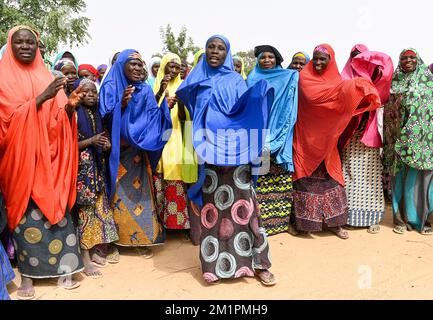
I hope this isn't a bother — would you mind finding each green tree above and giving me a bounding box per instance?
[159,24,199,61]
[234,49,256,76]
[0,0,90,55]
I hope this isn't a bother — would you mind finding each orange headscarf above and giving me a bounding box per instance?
[0,26,78,230]
[293,44,380,185]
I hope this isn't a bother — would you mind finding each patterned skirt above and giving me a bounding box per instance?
[154,175,190,230]
[76,190,119,250]
[12,201,84,279]
[255,162,293,236]
[342,126,385,227]
[293,163,348,232]
[0,243,14,300]
[113,147,165,247]
[392,164,433,232]
[199,164,271,283]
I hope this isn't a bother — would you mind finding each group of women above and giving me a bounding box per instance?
[1,24,433,300]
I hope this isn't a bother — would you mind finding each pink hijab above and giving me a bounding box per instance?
[339,44,393,149]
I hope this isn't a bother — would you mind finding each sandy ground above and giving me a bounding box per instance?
[7,205,433,300]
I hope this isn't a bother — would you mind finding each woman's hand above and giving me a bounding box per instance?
[65,85,84,117]
[36,76,67,108]
[122,85,135,109]
[91,132,110,148]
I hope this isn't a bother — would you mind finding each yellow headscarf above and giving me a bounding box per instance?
[192,49,205,68]
[153,53,197,183]
[233,55,247,80]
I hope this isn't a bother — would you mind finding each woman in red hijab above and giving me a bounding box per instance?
[0,26,83,299]
[292,44,381,239]
[340,45,393,234]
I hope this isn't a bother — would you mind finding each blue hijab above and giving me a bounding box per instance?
[176,35,274,206]
[247,56,299,172]
[99,49,172,200]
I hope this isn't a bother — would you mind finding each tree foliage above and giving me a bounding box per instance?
[0,0,90,55]
[159,24,200,61]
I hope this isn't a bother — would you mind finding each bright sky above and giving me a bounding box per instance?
[65,0,433,71]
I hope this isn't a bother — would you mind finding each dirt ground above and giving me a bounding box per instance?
[7,205,433,300]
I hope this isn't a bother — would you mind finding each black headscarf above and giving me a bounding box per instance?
[254,45,284,66]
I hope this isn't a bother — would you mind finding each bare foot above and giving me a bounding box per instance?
[82,249,103,279]
[17,276,35,300]
[329,226,349,240]
[255,269,277,286]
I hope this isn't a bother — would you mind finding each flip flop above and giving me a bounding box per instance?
[16,287,35,300]
[393,225,406,235]
[421,227,433,235]
[59,280,81,290]
[255,270,277,286]
[367,225,380,234]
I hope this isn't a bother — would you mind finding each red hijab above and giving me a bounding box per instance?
[78,64,99,77]
[0,26,78,230]
[293,44,380,186]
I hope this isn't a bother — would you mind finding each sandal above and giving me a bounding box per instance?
[393,225,407,235]
[16,287,36,300]
[58,277,81,290]
[421,227,433,235]
[329,227,349,240]
[367,224,380,234]
[105,247,120,264]
[255,270,277,286]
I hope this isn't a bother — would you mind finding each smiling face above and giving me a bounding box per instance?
[124,58,145,82]
[206,38,227,68]
[400,52,418,73]
[312,51,330,75]
[81,82,98,107]
[11,29,38,64]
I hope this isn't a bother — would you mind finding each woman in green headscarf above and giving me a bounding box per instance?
[383,48,433,235]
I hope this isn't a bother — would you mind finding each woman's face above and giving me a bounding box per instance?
[151,63,160,77]
[81,82,98,107]
[400,53,417,73]
[112,52,120,65]
[234,59,242,74]
[79,69,96,81]
[312,51,330,75]
[98,67,107,80]
[124,59,145,82]
[258,52,277,70]
[61,65,78,88]
[206,38,227,68]
[289,56,307,72]
[164,60,181,80]
[12,29,38,64]
[180,61,188,78]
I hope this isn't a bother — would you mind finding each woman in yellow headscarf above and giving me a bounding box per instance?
[153,53,197,230]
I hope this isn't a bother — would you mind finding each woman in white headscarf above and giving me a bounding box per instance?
[146,56,161,88]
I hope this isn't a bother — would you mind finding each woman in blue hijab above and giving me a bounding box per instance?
[247,45,299,237]
[176,35,277,286]
[99,49,172,258]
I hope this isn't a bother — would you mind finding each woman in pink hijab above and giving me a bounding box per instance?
[339,44,394,234]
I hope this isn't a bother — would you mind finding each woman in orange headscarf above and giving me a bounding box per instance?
[0,26,82,299]
[292,44,381,239]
